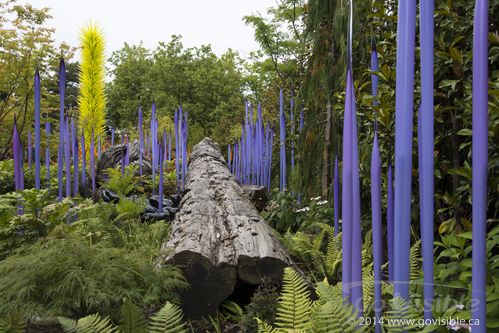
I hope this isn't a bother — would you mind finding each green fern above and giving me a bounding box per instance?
[362,269,374,317]
[274,267,313,331]
[409,240,422,293]
[256,318,278,333]
[312,300,369,333]
[257,268,376,333]
[382,297,436,333]
[285,223,342,282]
[105,166,137,197]
[0,316,25,333]
[314,280,369,332]
[58,301,187,333]
[58,317,77,333]
[59,314,117,333]
[361,230,373,269]
[147,302,188,333]
[118,298,146,333]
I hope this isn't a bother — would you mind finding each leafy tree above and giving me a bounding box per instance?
[0,0,74,159]
[106,43,153,128]
[106,35,246,145]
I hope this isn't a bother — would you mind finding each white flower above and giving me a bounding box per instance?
[311,196,321,201]
[456,304,464,311]
[295,206,310,212]
[317,200,328,205]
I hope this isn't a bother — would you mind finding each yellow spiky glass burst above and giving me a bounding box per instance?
[78,23,106,145]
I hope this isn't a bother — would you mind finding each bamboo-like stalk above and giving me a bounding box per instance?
[34,69,41,189]
[371,131,382,332]
[81,131,86,186]
[72,119,79,196]
[163,129,167,162]
[65,116,71,197]
[13,116,24,214]
[419,0,435,320]
[125,135,130,167]
[174,108,179,189]
[58,59,65,202]
[387,163,394,282]
[168,132,172,161]
[342,69,353,304]
[371,37,381,331]
[393,0,417,300]
[159,143,164,211]
[27,131,32,170]
[98,136,101,160]
[471,0,489,330]
[13,116,22,192]
[333,156,339,235]
[138,107,143,176]
[279,89,286,191]
[90,129,95,193]
[45,121,50,188]
[350,70,363,316]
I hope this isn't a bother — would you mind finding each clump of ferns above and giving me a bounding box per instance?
[272,232,429,332]
[283,222,342,283]
[256,267,368,333]
[57,298,188,333]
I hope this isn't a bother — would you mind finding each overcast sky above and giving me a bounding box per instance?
[23,0,275,58]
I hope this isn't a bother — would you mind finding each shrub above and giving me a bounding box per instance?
[0,235,187,322]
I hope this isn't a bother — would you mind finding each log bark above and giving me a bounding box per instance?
[240,185,269,212]
[96,141,152,184]
[156,138,293,318]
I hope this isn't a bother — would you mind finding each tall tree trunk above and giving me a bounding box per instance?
[451,111,463,226]
[322,100,332,197]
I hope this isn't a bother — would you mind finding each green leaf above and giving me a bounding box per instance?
[457,232,472,239]
[439,79,459,90]
[118,298,147,333]
[457,128,472,136]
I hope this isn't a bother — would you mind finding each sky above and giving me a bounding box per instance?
[23,0,276,58]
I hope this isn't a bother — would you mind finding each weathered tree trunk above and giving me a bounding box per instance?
[96,141,152,184]
[155,138,293,318]
[322,100,332,197]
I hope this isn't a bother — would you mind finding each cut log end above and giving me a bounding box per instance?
[156,138,294,318]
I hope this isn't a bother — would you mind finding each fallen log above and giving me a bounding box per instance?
[155,138,293,318]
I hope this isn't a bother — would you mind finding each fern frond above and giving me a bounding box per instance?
[315,280,343,305]
[410,240,422,288]
[256,318,279,333]
[0,316,26,333]
[312,300,369,333]
[274,267,313,331]
[288,231,326,279]
[361,230,373,269]
[382,297,436,332]
[361,269,374,317]
[76,314,117,333]
[118,298,146,333]
[58,317,77,333]
[78,22,106,144]
[148,302,188,333]
[324,230,342,280]
[381,281,394,298]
